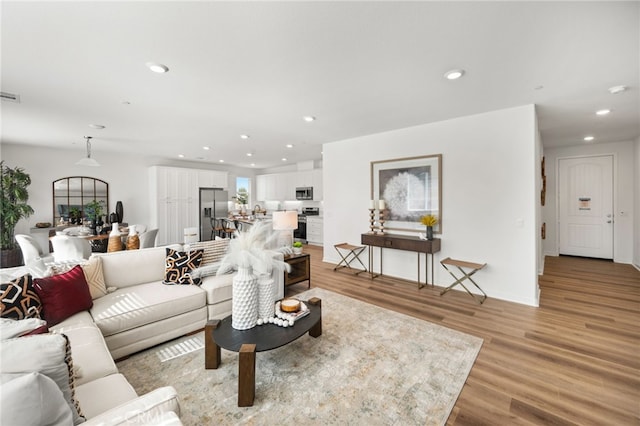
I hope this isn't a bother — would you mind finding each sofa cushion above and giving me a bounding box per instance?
[94,245,181,289]
[81,256,108,299]
[75,373,138,420]
[33,265,93,327]
[0,333,85,425]
[163,248,204,285]
[186,239,229,265]
[80,384,180,426]
[0,372,74,426]
[90,282,206,337]
[0,274,42,320]
[52,323,118,386]
[200,273,234,306]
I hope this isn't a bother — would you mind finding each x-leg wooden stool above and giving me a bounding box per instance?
[440,257,487,304]
[333,243,367,275]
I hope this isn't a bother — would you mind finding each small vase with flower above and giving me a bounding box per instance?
[419,214,438,241]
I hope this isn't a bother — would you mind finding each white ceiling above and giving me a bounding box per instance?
[1,1,638,169]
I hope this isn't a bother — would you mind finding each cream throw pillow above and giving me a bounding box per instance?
[187,239,230,265]
[81,257,107,299]
[0,372,74,426]
[0,333,85,424]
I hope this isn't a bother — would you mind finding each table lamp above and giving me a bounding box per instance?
[272,210,298,248]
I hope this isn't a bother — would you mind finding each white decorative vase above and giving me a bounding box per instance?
[232,266,258,330]
[110,222,120,237]
[257,273,275,319]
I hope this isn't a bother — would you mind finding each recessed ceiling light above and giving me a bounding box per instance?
[89,124,105,129]
[219,159,224,163]
[240,134,250,139]
[246,152,253,157]
[584,136,595,141]
[444,69,465,80]
[146,62,169,73]
[178,154,185,158]
[250,163,256,167]
[203,146,211,151]
[303,116,315,122]
[281,158,288,161]
[596,109,611,116]
[286,144,294,148]
[608,85,627,94]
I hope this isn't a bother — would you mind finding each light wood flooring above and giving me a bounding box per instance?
[285,245,640,425]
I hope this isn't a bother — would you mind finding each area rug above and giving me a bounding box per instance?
[117,288,483,425]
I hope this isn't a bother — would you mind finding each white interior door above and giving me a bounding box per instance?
[558,156,613,259]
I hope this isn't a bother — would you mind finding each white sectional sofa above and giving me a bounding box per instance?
[1,238,285,424]
[91,242,284,359]
[1,313,182,425]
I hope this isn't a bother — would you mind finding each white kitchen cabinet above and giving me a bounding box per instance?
[297,171,313,187]
[256,173,287,201]
[150,166,225,246]
[312,169,323,201]
[256,168,323,201]
[197,170,228,189]
[306,217,323,245]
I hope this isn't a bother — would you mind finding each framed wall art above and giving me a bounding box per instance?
[371,154,442,233]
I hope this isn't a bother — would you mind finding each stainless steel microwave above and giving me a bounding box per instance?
[295,187,313,200]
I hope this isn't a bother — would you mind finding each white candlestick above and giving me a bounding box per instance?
[369,200,375,210]
[378,200,385,210]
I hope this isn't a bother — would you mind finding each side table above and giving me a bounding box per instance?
[284,253,310,288]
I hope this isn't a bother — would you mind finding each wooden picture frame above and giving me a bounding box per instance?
[371,154,442,234]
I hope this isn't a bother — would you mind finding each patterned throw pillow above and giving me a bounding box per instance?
[163,248,204,285]
[187,239,230,265]
[81,257,108,299]
[0,274,42,320]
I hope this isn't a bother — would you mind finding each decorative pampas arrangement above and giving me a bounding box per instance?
[218,221,292,330]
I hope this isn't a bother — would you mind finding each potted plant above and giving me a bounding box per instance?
[84,200,105,231]
[69,207,81,224]
[292,241,303,254]
[419,214,438,241]
[233,187,249,212]
[0,161,34,267]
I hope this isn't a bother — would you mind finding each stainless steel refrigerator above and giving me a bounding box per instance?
[199,188,229,241]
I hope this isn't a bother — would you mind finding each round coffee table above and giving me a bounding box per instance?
[204,297,322,406]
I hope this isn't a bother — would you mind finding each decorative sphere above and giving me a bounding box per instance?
[257,319,263,325]
[288,320,294,326]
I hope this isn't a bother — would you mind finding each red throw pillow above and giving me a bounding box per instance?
[33,265,93,326]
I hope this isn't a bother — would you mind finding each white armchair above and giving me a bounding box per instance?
[50,235,91,262]
[15,234,54,265]
[139,229,159,249]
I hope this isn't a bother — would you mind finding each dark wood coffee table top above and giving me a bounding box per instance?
[212,301,321,352]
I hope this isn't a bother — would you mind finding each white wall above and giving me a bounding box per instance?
[323,105,540,306]
[542,140,636,264]
[0,143,252,236]
[634,136,640,269]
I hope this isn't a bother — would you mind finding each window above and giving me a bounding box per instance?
[235,177,250,206]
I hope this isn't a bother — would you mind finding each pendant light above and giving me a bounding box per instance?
[76,136,100,166]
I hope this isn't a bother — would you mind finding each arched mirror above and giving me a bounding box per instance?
[52,177,109,225]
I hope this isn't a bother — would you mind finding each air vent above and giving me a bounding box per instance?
[1,92,20,103]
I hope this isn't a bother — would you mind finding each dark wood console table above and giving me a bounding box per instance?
[361,233,441,289]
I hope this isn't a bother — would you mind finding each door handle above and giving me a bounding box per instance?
[607,220,612,224]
